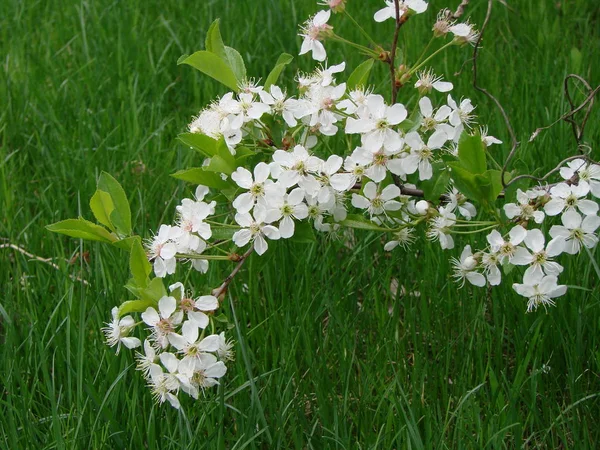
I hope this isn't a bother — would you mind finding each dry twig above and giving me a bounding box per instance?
[1,242,90,286]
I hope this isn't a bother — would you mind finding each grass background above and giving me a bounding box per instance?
[2,0,600,448]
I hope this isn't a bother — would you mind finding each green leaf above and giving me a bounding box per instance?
[204,155,235,175]
[340,214,392,232]
[177,133,219,158]
[204,20,246,82]
[179,51,240,92]
[130,237,151,289]
[89,190,115,231]
[46,218,116,243]
[118,299,157,317]
[448,163,481,202]
[225,46,246,82]
[97,172,132,236]
[213,313,230,324]
[171,168,233,190]
[264,53,293,90]
[482,169,505,203]
[205,19,227,61]
[289,221,316,244]
[216,137,236,171]
[139,277,167,303]
[112,236,142,251]
[421,162,451,200]
[211,226,236,240]
[457,132,487,175]
[347,59,374,90]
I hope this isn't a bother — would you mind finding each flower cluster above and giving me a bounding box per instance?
[103,282,233,409]
[93,0,600,410]
[452,158,600,311]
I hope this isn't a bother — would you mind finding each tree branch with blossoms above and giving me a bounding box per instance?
[48,0,600,411]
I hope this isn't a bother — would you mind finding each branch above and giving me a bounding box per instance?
[504,154,600,188]
[529,79,600,145]
[389,0,407,104]
[211,246,254,299]
[446,0,471,20]
[1,242,90,286]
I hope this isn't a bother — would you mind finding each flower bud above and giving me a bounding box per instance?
[320,0,346,13]
[415,200,430,215]
[463,256,477,271]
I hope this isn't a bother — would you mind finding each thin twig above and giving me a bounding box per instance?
[446,0,471,20]
[212,246,254,299]
[389,0,403,103]
[529,83,600,144]
[1,243,90,286]
[563,74,594,144]
[504,154,600,188]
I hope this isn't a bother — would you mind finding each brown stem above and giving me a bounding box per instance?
[389,0,402,103]
[211,246,254,299]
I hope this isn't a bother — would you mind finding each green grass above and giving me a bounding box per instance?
[2,0,600,448]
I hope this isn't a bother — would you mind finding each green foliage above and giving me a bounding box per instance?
[130,237,151,289]
[46,218,117,243]
[457,132,487,175]
[448,132,508,208]
[288,221,316,243]
[347,58,374,90]
[96,171,132,237]
[179,18,247,91]
[179,51,240,92]
[264,53,294,90]
[340,214,393,231]
[118,299,156,316]
[171,167,233,189]
[421,162,451,200]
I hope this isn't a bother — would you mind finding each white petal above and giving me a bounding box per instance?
[158,296,177,319]
[254,235,268,255]
[231,167,253,189]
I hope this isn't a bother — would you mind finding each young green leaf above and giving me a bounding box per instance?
[225,46,246,82]
[97,172,132,237]
[340,214,392,232]
[46,218,116,243]
[448,163,481,202]
[171,168,233,190]
[89,189,115,231]
[205,19,227,61]
[112,236,143,251]
[264,53,293,89]
[347,59,374,90]
[204,155,235,175]
[211,226,236,240]
[421,162,451,200]
[118,299,157,317]
[179,51,240,92]
[457,132,487,175]
[177,133,219,158]
[139,277,167,303]
[130,237,151,289]
[289,221,316,244]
